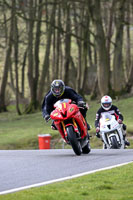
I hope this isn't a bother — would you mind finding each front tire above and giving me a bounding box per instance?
[66,126,82,156]
[110,136,119,149]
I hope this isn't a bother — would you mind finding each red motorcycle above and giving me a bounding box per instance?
[50,99,91,155]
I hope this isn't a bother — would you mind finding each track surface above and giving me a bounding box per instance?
[0,149,133,193]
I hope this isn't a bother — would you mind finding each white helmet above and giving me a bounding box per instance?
[101,95,112,110]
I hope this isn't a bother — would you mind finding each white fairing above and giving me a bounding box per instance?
[99,113,125,149]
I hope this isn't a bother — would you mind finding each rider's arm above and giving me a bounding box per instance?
[113,105,124,121]
[95,112,100,128]
[65,86,83,104]
[42,92,54,118]
[95,107,104,128]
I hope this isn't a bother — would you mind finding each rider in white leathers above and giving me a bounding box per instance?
[95,95,130,146]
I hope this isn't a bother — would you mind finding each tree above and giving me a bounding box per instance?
[26,0,43,112]
[38,1,56,102]
[0,1,14,112]
[89,0,110,96]
[64,2,71,85]
[13,0,21,115]
[112,0,126,93]
[0,0,133,115]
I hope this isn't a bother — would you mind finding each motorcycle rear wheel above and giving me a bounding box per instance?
[66,126,82,156]
[82,142,91,154]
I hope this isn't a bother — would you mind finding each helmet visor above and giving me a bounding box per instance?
[52,87,63,96]
[102,103,111,108]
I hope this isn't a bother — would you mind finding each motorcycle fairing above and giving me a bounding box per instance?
[50,99,88,142]
[100,114,119,132]
[100,113,125,149]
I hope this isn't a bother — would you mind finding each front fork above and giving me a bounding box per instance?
[61,118,80,139]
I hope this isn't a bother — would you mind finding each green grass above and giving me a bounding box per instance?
[0,107,64,149]
[0,97,133,199]
[0,96,133,149]
[0,162,133,200]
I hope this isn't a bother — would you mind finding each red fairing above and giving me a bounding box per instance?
[50,110,64,120]
[67,104,79,118]
[50,99,87,142]
[54,120,66,140]
[72,109,87,138]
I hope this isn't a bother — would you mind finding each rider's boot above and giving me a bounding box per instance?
[103,143,107,149]
[84,117,91,131]
[85,119,91,139]
[88,141,91,152]
[86,131,90,140]
[122,126,130,146]
[123,135,130,146]
[87,123,91,130]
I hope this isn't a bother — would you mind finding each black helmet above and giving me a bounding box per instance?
[51,80,65,97]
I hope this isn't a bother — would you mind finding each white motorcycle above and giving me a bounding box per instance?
[99,113,125,149]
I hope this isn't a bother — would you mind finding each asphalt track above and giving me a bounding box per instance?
[0,149,133,194]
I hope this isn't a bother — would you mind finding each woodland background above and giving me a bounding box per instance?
[0,0,133,114]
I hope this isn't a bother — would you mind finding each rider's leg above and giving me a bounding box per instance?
[80,108,91,131]
[122,124,130,146]
[51,120,57,130]
[79,109,91,140]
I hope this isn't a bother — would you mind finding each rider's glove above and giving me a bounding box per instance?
[77,101,86,108]
[96,127,100,133]
[44,114,50,122]
[118,119,122,124]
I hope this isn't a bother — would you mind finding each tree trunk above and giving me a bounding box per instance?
[125,1,131,82]
[13,0,21,115]
[27,0,35,107]
[125,65,133,93]
[21,49,27,98]
[55,3,61,79]
[38,2,56,102]
[33,0,43,108]
[89,0,110,96]
[0,1,14,112]
[64,3,71,85]
[26,0,42,113]
[106,0,116,55]
[81,9,90,95]
[73,4,82,92]
[112,0,126,93]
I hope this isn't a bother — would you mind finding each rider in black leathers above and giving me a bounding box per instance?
[42,80,90,131]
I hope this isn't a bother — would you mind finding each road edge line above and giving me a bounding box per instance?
[0,161,133,195]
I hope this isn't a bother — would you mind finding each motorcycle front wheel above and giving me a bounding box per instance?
[66,126,82,156]
[110,136,119,149]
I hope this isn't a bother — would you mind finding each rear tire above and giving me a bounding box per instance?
[66,126,82,156]
[82,141,91,154]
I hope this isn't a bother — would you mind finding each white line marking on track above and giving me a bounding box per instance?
[0,161,133,195]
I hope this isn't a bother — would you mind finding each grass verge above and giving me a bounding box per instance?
[1,162,133,200]
[0,96,133,149]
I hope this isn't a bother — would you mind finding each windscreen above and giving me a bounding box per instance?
[101,113,112,121]
[54,99,71,108]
